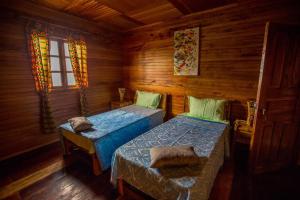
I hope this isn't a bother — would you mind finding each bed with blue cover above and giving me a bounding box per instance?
[111,115,230,200]
[59,105,165,171]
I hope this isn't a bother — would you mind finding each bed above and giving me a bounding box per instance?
[111,97,231,200]
[59,92,167,175]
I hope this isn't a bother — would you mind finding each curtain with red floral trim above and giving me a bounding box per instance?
[30,31,56,133]
[68,37,88,115]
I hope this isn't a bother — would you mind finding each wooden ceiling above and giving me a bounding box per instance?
[29,0,237,31]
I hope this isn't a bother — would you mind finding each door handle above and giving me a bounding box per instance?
[262,108,267,120]
[262,108,267,115]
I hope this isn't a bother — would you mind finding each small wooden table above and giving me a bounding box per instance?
[111,100,132,109]
[231,120,253,157]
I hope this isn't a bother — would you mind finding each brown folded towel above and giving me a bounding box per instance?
[68,117,93,132]
[150,145,204,168]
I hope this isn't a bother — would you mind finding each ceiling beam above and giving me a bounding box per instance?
[119,13,145,26]
[94,0,145,26]
[167,0,193,15]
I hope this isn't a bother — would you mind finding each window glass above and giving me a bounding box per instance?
[64,42,70,57]
[50,40,59,56]
[67,72,76,86]
[51,73,62,86]
[50,57,60,71]
[65,58,72,71]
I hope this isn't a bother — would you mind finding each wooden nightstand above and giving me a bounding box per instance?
[231,120,253,157]
[111,100,132,109]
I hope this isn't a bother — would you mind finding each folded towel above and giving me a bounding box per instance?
[150,145,205,168]
[68,117,93,132]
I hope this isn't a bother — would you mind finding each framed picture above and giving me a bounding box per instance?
[174,27,199,75]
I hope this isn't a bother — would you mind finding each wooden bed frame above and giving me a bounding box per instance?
[61,133,102,175]
[61,91,167,176]
[117,95,231,199]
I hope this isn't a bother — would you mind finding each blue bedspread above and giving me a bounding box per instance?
[60,105,164,170]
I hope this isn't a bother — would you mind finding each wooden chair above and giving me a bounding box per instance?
[231,100,255,158]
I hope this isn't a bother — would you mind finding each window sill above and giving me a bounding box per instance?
[51,86,79,92]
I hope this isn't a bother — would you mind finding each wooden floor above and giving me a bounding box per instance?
[0,143,65,200]
[0,143,299,200]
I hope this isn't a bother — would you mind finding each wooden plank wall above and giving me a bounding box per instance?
[0,2,123,160]
[122,0,300,121]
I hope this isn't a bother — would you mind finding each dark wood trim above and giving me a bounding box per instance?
[167,0,193,15]
[124,3,239,32]
[59,39,68,88]
[0,139,60,162]
[120,14,146,26]
[94,0,145,26]
[117,178,124,197]
[91,154,102,176]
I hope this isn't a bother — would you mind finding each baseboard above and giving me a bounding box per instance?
[0,139,65,199]
[0,138,60,162]
[0,159,65,199]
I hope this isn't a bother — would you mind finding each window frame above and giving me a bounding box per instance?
[49,37,77,90]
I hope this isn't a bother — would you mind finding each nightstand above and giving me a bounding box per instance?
[231,120,253,157]
[111,100,132,110]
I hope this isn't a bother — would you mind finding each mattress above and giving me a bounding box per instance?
[59,105,165,170]
[111,115,230,200]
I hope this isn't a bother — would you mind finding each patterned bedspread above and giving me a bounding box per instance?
[60,105,164,170]
[111,115,229,200]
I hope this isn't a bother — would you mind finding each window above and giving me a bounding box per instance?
[49,39,76,88]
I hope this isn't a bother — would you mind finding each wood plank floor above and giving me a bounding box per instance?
[1,143,300,200]
[20,164,116,200]
[0,143,66,200]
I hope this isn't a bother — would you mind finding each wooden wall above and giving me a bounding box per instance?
[0,1,123,160]
[122,0,300,121]
[1,0,299,161]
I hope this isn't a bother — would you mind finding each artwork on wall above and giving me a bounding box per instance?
[174,27,199,75]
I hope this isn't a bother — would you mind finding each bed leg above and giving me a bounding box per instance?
[63,137,72,155]
[92,153,102,176]
[231,134,236,161]
[118,178,124,197]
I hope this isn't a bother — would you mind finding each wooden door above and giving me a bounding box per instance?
[250,22,300,174]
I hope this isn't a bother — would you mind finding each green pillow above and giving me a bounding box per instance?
[188,96,227,121]
[135,91,161,109]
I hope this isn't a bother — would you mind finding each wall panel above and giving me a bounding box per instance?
[0,4,122,160]
[122,0,300,121]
